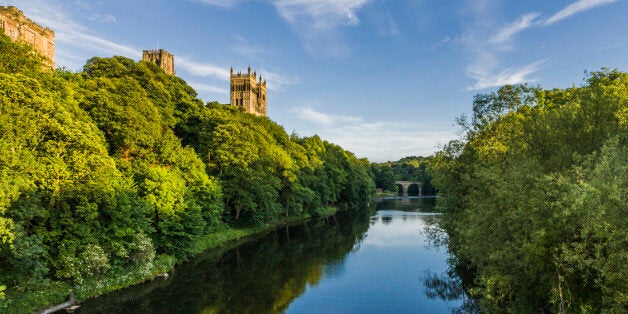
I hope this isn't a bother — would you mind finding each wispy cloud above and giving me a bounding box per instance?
[271,0,371,58]
[230,35,267,62]
[466,59,548,91]
[430,36,464,51]
[177,57,231,80]
[259,69,299,91]
[55,32,140,57]
[489,12,540,43]
[192,0,242,8]
[186,81,229,94]
[5,0,140,67]
[293,107,362,125]
[373,9,399,37]
[73,0,91,10]
[462,0,619,90]
[88,13,117,23]
[291,107,454,161]
[177,57,297,91]
[544,0,619,25]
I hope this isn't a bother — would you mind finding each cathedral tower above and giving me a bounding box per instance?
[230,66,267,116]
[142,49,175,75]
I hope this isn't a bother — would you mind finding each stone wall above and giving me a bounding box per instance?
[0,6,55,68]
[142,49,175,75]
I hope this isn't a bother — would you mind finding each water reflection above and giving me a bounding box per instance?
[79,210,372,313]
[80,198,468,313]
[375,196,439,212]
[422,270,480,313]
[286,198,466,313]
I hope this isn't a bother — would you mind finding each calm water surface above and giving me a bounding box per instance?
[79,197,467,313]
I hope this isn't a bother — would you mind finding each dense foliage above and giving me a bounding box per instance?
[371,156,437,195]
[432,70,627,312]
[0,34,374,310]
[79,209,373,313]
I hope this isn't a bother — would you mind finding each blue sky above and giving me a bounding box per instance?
[6,0,627,162]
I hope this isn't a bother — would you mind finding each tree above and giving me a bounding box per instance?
[431,69,628,312]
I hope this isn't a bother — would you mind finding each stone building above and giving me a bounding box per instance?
[142,49,175,75]
[230,67,267,116]
[0,6,55,68]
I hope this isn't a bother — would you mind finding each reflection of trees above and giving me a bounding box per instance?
[423,271,464,300]
[381,216,393,225]
[369,217,379,226]
[375,197,437,212]
[421,270,480,313]
[421,212,480,313]
[79,209,373,313]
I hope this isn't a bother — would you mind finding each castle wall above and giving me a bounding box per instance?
[0,6,55,68]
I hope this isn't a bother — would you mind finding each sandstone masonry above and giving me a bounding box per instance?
[230,67,267,116]
[142,49,175,75]
[0,6,55,68]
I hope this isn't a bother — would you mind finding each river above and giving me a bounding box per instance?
[78,197,468,313]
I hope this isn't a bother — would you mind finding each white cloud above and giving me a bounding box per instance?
[293,107,362,125]
[461,0,620,90]
[55,32,140,57]
[192,0,242,8]
[88,13,117,23]
[177,57,231,80]
[295,107,336,125]
[374,10,399,37]
[466,59,547,91]
[544,0,619,25]
[187,81,228,94]
[291,107,455,162]
[430,35,465,51]
[177,58,297,91]
[73,0,91,10]
[5,0,140,68]
[489,12,540,43]
[231,35,267,62]
[259,69,299,91]
[271,0,371,58]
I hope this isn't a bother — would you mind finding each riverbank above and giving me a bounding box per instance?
[77,198,463,313]
[4,207,338,313]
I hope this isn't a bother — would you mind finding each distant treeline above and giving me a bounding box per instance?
[432,70,627,312]
[0,34,374,309]
[371,156,437,195]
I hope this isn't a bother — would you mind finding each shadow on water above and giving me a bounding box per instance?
[78,210,372,313]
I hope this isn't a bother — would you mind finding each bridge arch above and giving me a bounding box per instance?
[395,181,422,197]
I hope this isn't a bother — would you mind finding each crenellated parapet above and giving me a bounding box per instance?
[142,49,175,75]
[0,6,55,68]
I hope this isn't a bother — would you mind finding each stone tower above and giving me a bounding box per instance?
[0,6,55,68]
[142,49,175,75]
[230,66,267,116]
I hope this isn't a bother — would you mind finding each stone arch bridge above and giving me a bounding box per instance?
[395,181,422,197]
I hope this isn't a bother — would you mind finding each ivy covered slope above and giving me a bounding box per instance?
[0,34,374,311]
[432,71,627,312]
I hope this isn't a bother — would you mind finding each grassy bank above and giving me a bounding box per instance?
[1,208,338,313]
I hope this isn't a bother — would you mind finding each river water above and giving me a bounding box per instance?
[79,197,468,313]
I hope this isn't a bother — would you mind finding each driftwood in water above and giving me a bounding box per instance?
[35,290,78,314]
